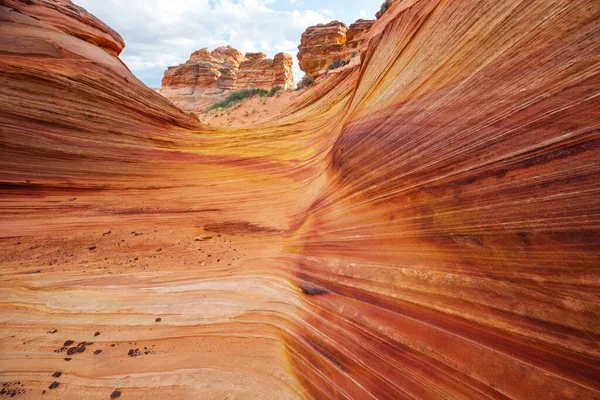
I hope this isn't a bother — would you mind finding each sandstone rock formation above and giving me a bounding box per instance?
[2,0,600,399]
[297,19,375,79]
[161,48,294,113]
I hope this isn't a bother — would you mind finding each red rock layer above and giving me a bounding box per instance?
[2,0,124,56]
[161,48,294,113]
[1,0,600,399]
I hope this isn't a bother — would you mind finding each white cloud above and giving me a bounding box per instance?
[74,0,329,86]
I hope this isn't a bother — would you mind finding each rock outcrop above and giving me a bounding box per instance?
[297,19,375,79]
[2,0,600,399]
[161,48,294,113]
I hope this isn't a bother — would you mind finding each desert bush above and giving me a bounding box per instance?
[377,0,392,19]
[300,76,314,88]
[328,58,344,70]
[268,85,283,97]
[206,88,269,112]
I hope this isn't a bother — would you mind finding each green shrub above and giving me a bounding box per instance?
[268,85,283,97]
[300,76,314,88]
[328,58,344,70]
[378,0,392,19]
[206,88,269,112]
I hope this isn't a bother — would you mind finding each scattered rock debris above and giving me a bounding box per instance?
[299,283,329,296]
[93,350,102,355]
[48,382,59,390]
[66,345,85,355]
[88,246,96,250]
[63,358,71,361]
[94,332,100,337]
[102,229,112,236]
[110,389,121,398]
[0,382,26,397]
[63,340,74,347]
[48,329,57,334]
[52,372,61,378]
[155,318,161,322]
[127,349,141,357]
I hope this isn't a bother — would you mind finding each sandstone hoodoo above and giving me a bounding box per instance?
[297,19,375,79]
[2,0,599,399]
[160,47,294,114]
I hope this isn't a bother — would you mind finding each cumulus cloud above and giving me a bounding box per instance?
[74,0,330,87]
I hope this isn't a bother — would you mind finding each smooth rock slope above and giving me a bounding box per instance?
[1,0,599,399]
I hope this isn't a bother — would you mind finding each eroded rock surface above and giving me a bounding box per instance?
[297,19,375,79]
[1,0,599,399]
[160,47,294,113]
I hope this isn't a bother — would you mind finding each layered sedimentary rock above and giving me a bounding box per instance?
[161,48,294,113]
[345,19,375,52]
[2,0,600,399]
[297,21,349,78]
[297,19,375,79]
[159,46,244,113]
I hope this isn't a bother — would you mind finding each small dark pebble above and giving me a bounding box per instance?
[63,340,74,346]
[155,318,161,322]
[88,246,97,250]
[48,382,59,389]
[128,349,134,356]
[64,358,71,361]
[42,390,46,394]
[52,372,62,378]
[111,344,115,347]
[93,350,102,355]
[94,332,100,337]
[66,346,85,355]
[48,329,57,334]
[110,389,121,398]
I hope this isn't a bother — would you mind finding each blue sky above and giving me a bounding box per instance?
[74,0,382,88]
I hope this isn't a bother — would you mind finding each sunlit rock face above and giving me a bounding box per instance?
[160,48,294,114]
[297,19,375,81]
[1,0,599,399]
[297,20,349,78]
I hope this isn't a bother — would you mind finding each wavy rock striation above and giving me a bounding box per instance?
[1,0,599,399]
[160,47,294,114]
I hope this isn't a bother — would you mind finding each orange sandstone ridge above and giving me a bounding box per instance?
[160,46,294,114]
[1,0,600,399]
[297,19,375,79]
